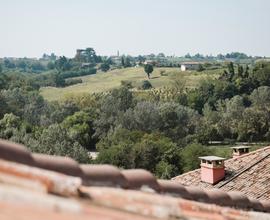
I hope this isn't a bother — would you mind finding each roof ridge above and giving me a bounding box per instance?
[225,145,270,163]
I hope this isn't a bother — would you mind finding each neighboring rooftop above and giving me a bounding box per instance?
[1,138,270,219]
[172,146,270,200]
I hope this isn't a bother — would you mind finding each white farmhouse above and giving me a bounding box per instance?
[180,62,202,71]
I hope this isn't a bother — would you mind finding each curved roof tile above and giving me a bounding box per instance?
[32,153,83,178]
[0,139,33,165]
[157,179,192,199]
[80,164,128,188]
[121,169,161,192]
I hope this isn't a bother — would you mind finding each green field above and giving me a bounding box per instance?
[40,67,221,101]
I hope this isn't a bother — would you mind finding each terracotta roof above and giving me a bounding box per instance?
[0,138,270,219]
[172,146,270,200]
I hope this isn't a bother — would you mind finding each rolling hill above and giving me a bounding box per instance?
[40,67,221,101]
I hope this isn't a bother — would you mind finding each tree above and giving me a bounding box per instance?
[133,133,182,178]
[97,129,182,178]
[4,59,15,68]
[47,61,55,70]
[197,104,220,144]
[158,102,199,144]
[62,111,96,149]
[197,64,205,72]
[17,60,27,70]
[50,53,57,61]
[237,64,244,78]
[96,128,143,168]
[124,56,132,67]
[181,143,214,172]
[30,61,45,72]
[250,86,270,110]
[100,63,110,72]
[94,87,134,139]
[28,124,91,163]
[121,56,132,68]
[227,62,235,81]
[144,64,154,79]
[184,53,191,58]
[253,62,270,86]
[55,56,72,71]
[0,113,21,139]
[85,48,98,63]
[216,96,245,139]
[120,101,162,132]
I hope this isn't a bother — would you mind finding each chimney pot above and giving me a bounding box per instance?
[199,156,225,184]
[231,146,250,158]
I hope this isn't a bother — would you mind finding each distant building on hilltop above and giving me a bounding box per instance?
[144,60,158,66]
[180,61,202,71]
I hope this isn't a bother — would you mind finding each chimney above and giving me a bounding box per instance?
[199,156,225,184]
[231,146,250,158]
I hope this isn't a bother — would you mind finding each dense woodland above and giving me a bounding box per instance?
[1,49,270,178]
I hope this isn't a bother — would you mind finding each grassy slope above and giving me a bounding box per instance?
[40,67,221,101]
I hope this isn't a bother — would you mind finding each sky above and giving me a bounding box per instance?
[0,0,270,58]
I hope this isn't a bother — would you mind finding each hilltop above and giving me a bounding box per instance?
[40,67,220,101]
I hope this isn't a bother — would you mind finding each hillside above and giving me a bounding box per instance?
[40,67,220,101]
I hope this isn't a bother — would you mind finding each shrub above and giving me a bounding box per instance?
[160,70,167,76]
[61,68,97,79]
[65,78,83,87]
[121,80,133,89]
[140,80,153,90]
[100,63,110,72]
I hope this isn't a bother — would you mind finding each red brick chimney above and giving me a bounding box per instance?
[231,146,250,158]
[199,156,225,184]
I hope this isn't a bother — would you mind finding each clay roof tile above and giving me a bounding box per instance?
[80,164,128,188]
[249,198,265,212]
[205,189,233,206]
[0,139,33,165]
[121,169,161,192]
[260,200,270,212]
[184,186,210,203]
[157,179,192,199]
[32,153,83,178]
[227,191,251,209]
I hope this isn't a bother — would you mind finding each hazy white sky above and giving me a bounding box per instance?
[0,0,270,58]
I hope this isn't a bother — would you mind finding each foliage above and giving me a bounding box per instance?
[97,129,182,178]
[94,87,134,138]
[100,63,110,72]
[62,111,96,149]
[181,143,214,172]
[60,68,97,79]
[28,124,91,163]
[55,56,72,71]
[121,80,133,89]
[144,64,154,79]
[197,64,205,72]
[65,78,83,87]
[140,80,153,90]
